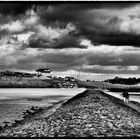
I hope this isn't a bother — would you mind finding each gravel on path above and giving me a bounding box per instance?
[1,89,140,138]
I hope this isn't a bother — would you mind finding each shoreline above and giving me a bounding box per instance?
[0,88,85,129]
[1,89,140,137]
[0,99,66,132]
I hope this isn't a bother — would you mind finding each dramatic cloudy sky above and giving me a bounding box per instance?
[0,2,140,78]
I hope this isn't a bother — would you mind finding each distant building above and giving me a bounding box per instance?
[35,68,52,74]
[64,76,77,82]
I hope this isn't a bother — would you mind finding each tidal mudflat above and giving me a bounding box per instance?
[0,88,85,126]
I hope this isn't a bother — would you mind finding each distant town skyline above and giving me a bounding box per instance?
[0,2,140,78]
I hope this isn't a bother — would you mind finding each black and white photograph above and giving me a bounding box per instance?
[0,1,140,138]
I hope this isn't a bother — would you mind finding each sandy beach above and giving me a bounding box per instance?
[1,89,140,138]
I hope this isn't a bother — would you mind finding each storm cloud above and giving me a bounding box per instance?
[0,2,140,76]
